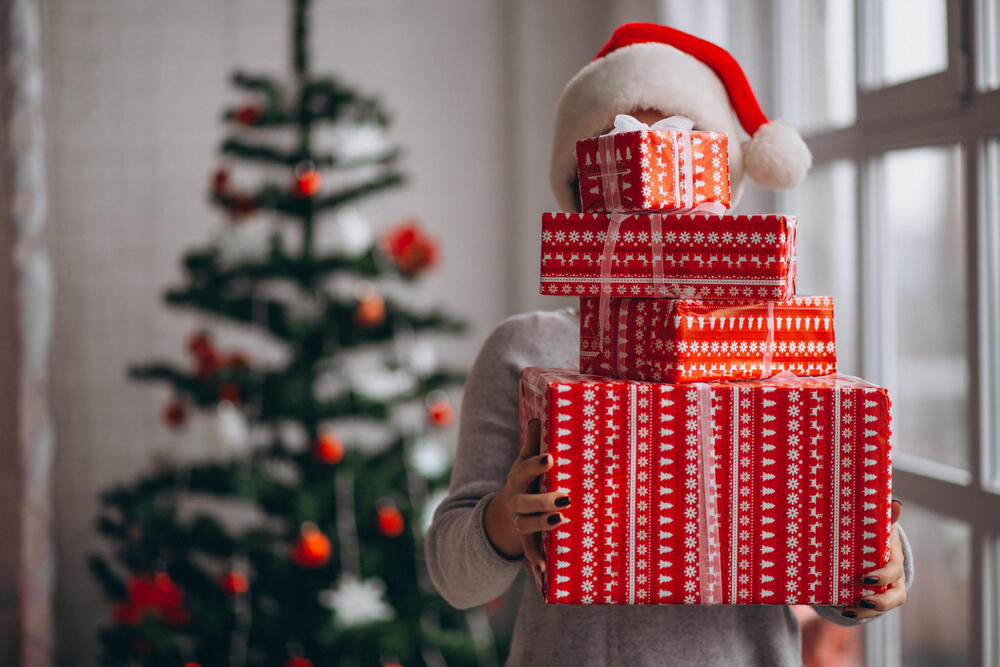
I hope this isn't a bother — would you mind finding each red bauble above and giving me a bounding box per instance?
[211,168,230,194]
[112,572,190,627]
[383,221,439,276]
[313,431,344,464]
[291,524,331,568]
[184,663,203,667]
[428,399,454,427]
[294,169,322,197]
[233,104,263,126]
[354,293,386,329]
[187,331,214,358]
[162,400,187,429]
[377,505,405,538]
[217,571,249,595]
[284,658,313,667]
[219,382,241,403]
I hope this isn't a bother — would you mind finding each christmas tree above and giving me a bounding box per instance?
[88,2,496,665]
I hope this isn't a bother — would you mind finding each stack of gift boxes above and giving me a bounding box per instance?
[521,119,894,606]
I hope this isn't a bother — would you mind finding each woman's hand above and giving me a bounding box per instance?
[840,500,907,620]
[484,418,568,590]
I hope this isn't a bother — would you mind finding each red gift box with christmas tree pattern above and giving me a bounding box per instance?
[519,367,893,606]
[579,296,837,383]
[539,212,797,300]
[576,124,731,213]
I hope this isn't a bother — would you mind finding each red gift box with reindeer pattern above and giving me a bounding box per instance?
[539,212,797,300]
[579,296,837,383]
[519,367,894,606]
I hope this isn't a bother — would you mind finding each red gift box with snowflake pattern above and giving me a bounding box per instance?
[519,367,893,606]
[539,212,797,300]
[576,128,731,213]
[579,296,837,383]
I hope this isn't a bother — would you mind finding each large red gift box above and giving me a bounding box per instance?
[579,296,838,383]
[576,127,731,213]
[519,367,893,606]
[539,212,797,300]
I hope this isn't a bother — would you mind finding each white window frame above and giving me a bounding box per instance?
[775,1,1000,665]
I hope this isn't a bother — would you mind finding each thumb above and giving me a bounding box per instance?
[890,499,902,524]
[519,419,541,459]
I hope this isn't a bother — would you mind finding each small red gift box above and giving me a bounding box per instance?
[579,296,837,383]
[576,122,731,213]
[519,367,893,606]
[540,212,797,300]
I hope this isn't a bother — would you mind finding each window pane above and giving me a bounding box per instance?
[874,0,949,87]
[781,160,859,375]
[786,1,856,131]
[978,0,1000,90]
[898,504,971,666]
[882,146,969,470]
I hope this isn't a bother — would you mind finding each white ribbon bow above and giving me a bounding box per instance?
[608,113,695,135]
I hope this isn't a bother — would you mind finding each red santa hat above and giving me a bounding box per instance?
[550,22,811,212]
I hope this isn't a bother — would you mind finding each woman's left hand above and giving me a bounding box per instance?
[839,500,906,620]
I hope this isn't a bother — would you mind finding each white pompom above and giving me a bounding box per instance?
[215,401,250,452]
[407,339,438,376]
[319,575,394,627]
[741,121,812,190]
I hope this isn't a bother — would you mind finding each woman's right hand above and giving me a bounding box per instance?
[484,418,570,590]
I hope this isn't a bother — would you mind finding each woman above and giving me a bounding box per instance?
[426,23,911,666]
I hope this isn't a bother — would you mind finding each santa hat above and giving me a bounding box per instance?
[550,22,811,212]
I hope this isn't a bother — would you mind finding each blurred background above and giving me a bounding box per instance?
[1,0,999,665]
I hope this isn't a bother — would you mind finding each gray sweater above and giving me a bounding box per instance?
[426,308,913,666]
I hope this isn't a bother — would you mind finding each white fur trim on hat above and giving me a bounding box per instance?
[741,120,812,190]
[550,42,744,212]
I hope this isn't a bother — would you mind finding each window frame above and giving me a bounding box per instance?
[775,1,1000,665]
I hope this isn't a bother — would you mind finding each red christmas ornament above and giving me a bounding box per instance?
[377,505,405,538]
[217,571,249,596]
[162,399,187,429]
[291,523,331,568]
[354,293,386,329]
[313,431,345,465]
[428,399,454,427]
[211,168,230,194]
[233,104,263,126]
[383,221,439,276]
[284,658,313,667]
[294,169,322,197]
[184,663,203,667]
[112,572,190,627]
[229,194,258,219]
[219,382,242,403]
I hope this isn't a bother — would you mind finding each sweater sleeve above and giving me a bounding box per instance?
[425,312,571,609]
[812,523,915,626]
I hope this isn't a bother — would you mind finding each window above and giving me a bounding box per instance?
[777,1,1000,664]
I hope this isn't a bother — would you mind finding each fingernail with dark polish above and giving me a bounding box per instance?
[547,514,561,525]
[555,496,571,508]
[860,600,877,609]
[540,455,550,465]
[864,576,879,585]
[842,610,857,618]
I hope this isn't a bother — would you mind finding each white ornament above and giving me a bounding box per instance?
[319,575,394,628]
[215,401,250,451]
[215,219,271,266]
[318,207,374,257]
[408,435,449,478]
[276,420,308,451]
[335,124,390,161]
[407,339,437,376]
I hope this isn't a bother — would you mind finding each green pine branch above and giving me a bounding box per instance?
[219,137,402,170]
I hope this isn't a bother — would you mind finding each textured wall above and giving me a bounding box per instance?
[40,1,514,663]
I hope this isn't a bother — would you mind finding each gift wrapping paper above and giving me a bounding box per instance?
[539,212,797,300]
[579,296,837,383]
[519,367,893,606]
[576,128,731,213]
